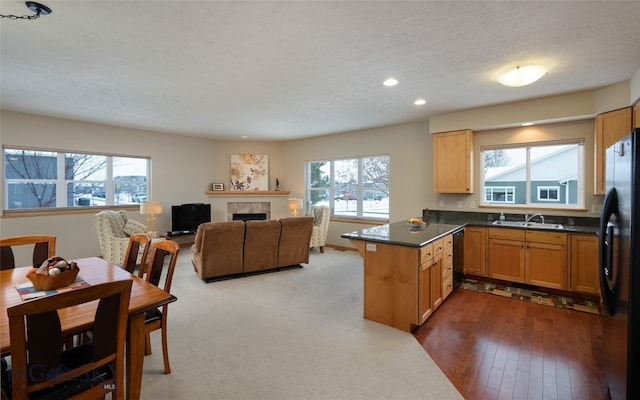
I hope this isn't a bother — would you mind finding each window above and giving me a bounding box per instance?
[4,147,150,211]
[537,186,560,202]
[485,186,515,203]
[481,140,584,208]
[305,155,389,220]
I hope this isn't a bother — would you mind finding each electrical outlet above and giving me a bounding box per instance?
[439,200,444,208]
[470,201,476,208]
[457,201,463,208]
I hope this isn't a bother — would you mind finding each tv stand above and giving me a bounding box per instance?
[165,231,196,248]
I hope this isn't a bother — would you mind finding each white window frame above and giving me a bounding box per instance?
[3,146,150,213]
[537,186,560,202]
[484,186,516,203]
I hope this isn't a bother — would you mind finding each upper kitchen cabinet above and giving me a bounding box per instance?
[634,102,639,128]
[594,107,632,194]
[433,129,474,193]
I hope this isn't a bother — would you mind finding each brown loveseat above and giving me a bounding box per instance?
[191,217,314,281]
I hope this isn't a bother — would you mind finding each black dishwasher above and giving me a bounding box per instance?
[453,229,464,287]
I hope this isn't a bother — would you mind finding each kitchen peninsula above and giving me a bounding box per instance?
[342,221,462,332]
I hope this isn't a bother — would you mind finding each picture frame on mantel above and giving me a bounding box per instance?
[212,183,224,191]
[229,154,269,191]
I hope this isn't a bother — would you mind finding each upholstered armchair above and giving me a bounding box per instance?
[308,205,330,253]
[95,210,159,265]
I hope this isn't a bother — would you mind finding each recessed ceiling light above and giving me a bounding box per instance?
[414,99,426,106]
[496,65,547,87]
[383,78,398,87]
[240,135,248,139]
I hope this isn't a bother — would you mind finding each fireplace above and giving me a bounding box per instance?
[232,213,267,222]
[227,202,271,221]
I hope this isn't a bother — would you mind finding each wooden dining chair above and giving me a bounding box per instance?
[141,240,180,374]
[6,279,132,400]
[122,234,151,276]
[0,235,56,270]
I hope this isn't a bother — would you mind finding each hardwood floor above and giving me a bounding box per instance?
[413,287,609,400]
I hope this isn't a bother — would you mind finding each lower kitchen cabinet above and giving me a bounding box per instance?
[487,228,569,290]
[570,234,599,294]
[487,228,525,283]
[464,226,486,276]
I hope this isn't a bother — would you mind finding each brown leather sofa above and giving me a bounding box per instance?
[191,217,313,281]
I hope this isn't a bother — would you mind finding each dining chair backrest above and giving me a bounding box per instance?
[123,234,151,276]
[0,235,56,271]
[141,239,179,374]
[144,240,180,292]
[7,279,132,400]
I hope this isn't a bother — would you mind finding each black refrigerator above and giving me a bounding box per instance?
[599,127,640,399]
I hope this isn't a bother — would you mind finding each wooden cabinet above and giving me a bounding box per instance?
[433,129,474,193]
[463,226,486,276]
[594,107,632,194]
[570,234,599,294]
[487,228,525,283]
[487,228,568,289]
[441,235,454,300]
[525,230,569,290]
[418,243,434,324]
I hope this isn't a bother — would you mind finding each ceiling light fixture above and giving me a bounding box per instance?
[383,78,398,87]
[521,122,535,126]
[496,65,547,87]
[414,99,426,106]
[0,1,52,20]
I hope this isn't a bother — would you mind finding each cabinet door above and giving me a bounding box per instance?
[594,107,632,194]
[464,227,486,276]
[418,260,433,324]
[433,129,474,193]
[525,242,568,290]
[431,257,443,311]
[487,238,525,283]
[570,234,599,294]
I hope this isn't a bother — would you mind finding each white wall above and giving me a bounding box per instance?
[0,111,288,258]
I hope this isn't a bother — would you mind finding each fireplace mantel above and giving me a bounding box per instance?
[204,190,290,196]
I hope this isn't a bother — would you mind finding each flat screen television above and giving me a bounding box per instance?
[171,203,211,234]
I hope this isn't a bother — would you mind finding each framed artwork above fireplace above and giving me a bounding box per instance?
[230,154,269,191]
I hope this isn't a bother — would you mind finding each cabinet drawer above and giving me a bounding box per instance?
[420,243,434,264]
[433,238,445,255]
[443,234,453,249]
[526,230,567,245]
[488,227,525,241]
[443,247,453,265]
[442,261,453,278]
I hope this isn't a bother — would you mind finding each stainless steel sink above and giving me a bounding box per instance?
[491,220,564,230]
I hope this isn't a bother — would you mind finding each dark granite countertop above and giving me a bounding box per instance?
[341,221,463,248]
[341,211,599,248]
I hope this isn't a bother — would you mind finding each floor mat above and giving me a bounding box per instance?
[459,278,601,315]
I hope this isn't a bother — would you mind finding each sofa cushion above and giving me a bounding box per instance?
[277,217,313,267]
[243,220,281,273]
[192,221,245,280]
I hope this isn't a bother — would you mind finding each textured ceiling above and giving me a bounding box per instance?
[1,0,639,141]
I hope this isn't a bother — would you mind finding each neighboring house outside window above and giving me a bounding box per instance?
[481,141,584,209]
[305,155,389,220]
[3,147,150,212]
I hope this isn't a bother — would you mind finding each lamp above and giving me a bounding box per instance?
[496,65,547,87]
[140,200,162,237]
[288,198,303,217]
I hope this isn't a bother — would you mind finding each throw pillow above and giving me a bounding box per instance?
[123,219,147,236]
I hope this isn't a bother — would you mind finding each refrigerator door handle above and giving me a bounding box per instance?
[599,188,619,316]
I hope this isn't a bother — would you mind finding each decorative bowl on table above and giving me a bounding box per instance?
[26,257,80,291]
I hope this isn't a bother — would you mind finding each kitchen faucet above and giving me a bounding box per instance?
[525,213,545,224]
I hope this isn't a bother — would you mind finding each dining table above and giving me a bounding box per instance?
[0,257,177,400]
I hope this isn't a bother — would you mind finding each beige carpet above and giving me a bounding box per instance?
[140,248,463,399]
